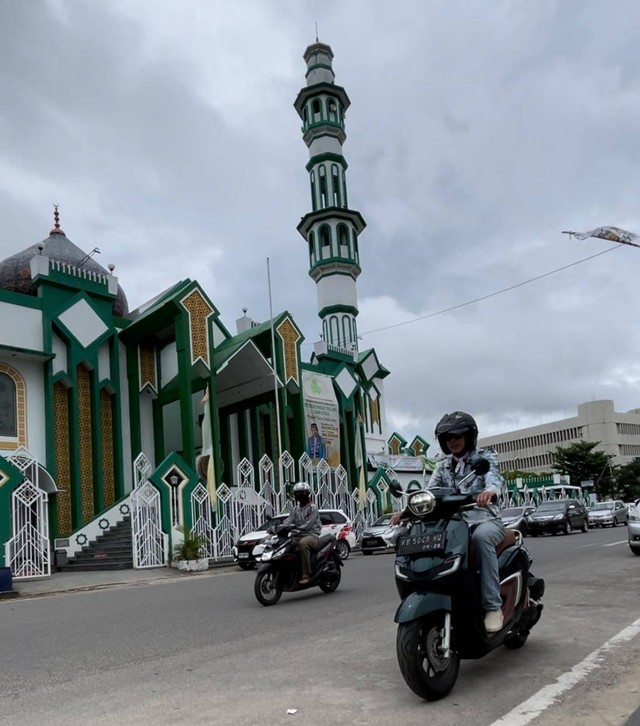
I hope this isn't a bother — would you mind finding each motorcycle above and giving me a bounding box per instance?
[390,457,545,701]
[254,524,343,606]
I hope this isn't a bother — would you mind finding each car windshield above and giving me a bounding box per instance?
[535,501,565,512]
[592,503,614,511]
[372,516,393,526]
[257,516,287,531]
[501,508,523,517]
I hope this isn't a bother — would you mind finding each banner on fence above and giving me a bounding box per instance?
[302,370,341,467]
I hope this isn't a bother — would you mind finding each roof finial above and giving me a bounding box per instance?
[49,204,65,236]
[315,21,319,42]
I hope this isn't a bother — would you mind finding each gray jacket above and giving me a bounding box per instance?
[428,447,503,522]
[283,502,321,537]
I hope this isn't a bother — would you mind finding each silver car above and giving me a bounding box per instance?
[500,506,536,536]
[588,500,628,528]
[360,514,404,555]
[628,505,640,555]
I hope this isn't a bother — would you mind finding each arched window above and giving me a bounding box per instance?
[328,98,337,121]
[331,164,341,207]
[338,224,349,256]
[341,316,352,348]
[0,372,17,436]
[309,231,316,264]
[352,230,359,262]
[0,364,27,449]
[319,225,331,256]
[342,169,348,207]
[310,170,317,211]
[303,105,309,127]
[329,315,340,346]
[318,166,328,208]
[312,98,321,120]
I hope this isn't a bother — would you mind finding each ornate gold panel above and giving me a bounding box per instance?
[100,389,115,507]
[54,381,72,535]
[77,365,94,523]
[370,396,380,426]
[138,341,157,392]
[389,436,402,456]
[276,318,301,384]
[181,290,213,367]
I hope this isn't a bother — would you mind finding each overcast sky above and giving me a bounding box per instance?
[2,0,640,447]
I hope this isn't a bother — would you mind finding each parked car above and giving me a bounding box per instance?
[526,499,589,536]
[234,515,288,569]
[499,506,536,536]
[360,514,404,555]
[234,509,356,568]
[627,505,640,555]
[588,500,628,527]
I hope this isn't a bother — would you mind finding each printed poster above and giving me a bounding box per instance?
[301,370,341,467]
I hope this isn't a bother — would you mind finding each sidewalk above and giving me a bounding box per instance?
[2,561,238,600]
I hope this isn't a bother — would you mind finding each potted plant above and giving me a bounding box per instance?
[172,527,209,572]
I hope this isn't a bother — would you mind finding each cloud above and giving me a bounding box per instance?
[1,0,640,448]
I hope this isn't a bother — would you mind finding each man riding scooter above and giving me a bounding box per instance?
[281,482,321,585]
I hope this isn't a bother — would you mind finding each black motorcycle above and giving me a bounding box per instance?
[390,458,545,700]
[254,525,343,606]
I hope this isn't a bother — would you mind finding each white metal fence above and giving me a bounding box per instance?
[4,448,51,579]
[131,453,167,568]
[193,451,382,561]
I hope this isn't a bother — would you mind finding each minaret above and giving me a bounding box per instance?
[295,42,366,353]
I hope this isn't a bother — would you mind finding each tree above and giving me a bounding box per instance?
[551,441,617,499]
[615,460,640,502]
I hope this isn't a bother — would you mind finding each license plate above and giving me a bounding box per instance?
[397,531,445,555]
[238,553,249,559]
[363,539,377,546]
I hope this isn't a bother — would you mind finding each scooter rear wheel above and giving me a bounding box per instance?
[319,564,342,593]
[396,614,460,701]
[254,570,282,606]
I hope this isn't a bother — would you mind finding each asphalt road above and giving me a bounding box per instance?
[1,525,640,726]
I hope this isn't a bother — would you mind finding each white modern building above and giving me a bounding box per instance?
[478,400,640,474]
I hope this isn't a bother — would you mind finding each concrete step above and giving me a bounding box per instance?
[59,561,134,572]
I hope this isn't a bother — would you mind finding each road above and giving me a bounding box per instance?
[1,525,640,725]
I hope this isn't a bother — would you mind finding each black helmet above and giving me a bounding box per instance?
[293,481,311,504]
[435,411,478,454]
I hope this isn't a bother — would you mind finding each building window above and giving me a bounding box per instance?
[338,224,349,257]
[310,170,317,211]
[328,99,337,121]
[319,166,328,208]
[303,105,309,127]
[0,372,17,436]
[309,231,316,264]
[319,225,331,256]
[331,164,341,207]
[352,230,359,262]
[312,98,321,120]
[0,364,26,450]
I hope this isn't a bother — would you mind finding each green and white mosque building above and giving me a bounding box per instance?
[0,42,425,581]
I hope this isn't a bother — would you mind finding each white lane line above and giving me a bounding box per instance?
[490,616,640,726]
[603,540,628,547]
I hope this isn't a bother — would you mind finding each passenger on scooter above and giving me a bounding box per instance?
[393,411,506,633]
[282,482,321,585]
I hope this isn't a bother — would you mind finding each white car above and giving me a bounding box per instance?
[234,509,357,568]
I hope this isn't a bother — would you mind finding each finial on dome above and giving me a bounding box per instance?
[49,204,65,236]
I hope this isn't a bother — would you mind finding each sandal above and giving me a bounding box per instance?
[299,576,310,585]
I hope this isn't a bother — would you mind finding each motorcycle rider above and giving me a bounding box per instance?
[393,411,506,633]
[282,482,321,585]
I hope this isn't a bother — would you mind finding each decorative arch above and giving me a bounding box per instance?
[0,364,27,450]
[331,164,342,207]
[319,225,332,256]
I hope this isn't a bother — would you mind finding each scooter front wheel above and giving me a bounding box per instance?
[254,570,282,606]
[396,614,460,701]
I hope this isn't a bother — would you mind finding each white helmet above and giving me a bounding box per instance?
[293,481,311,502]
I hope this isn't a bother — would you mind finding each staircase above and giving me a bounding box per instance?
[59,516,134,571]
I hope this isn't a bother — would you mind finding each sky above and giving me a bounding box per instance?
[1,0,640,446]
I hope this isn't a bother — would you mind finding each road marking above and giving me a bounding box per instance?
[490,617,640,726]
[603,540,628,547]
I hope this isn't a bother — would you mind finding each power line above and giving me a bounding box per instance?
[359,246,622,338]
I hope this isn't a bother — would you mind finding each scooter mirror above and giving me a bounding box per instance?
[469,456,491,476]
[389,481,403,498]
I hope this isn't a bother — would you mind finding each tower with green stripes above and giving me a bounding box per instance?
[295,42,366,353]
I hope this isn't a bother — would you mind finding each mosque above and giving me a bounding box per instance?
[0,41,428,577]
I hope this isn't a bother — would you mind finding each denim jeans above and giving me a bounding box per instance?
[470,518,506,612]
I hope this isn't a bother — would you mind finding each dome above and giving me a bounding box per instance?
[0,225,129,318]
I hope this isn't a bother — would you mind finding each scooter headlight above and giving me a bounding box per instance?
[408,490,436,516]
